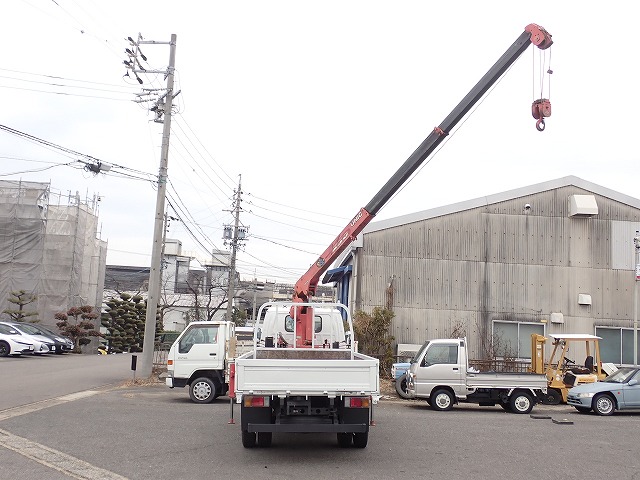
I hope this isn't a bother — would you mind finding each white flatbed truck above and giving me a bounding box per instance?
[231,302,379,448]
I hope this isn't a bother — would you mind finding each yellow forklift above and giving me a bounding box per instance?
[530,333,607,404]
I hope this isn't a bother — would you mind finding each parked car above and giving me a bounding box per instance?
[0,325,36,356]
[391,343,422,399]
[0,321,53,355]
[567,366,640,415]
[23,324,74,354]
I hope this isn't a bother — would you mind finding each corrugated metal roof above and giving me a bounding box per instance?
[361,176,640,237]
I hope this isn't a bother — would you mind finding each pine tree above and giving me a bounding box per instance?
[55,306,101,353]
[101,293,162,353]
[3,290,39,323]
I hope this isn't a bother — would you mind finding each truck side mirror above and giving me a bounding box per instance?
[628,378,638,386]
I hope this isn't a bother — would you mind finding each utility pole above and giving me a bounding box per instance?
[634,231,640,367]
[252,272,258,322]
[126,33,177,378]
[225,175,244,322]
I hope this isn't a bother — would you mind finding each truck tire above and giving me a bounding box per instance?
[353,432,368,448]
[509,391,534,414]
[430,389,454,411]
[242,431,256,448]
[189,377,216,404]
[337,433,353,448]
[395,374,411,399]
[257,432,272,447]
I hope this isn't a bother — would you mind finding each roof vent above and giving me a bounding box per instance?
[569,194,598,218]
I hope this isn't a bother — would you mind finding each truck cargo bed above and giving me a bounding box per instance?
[466,371,548,389]
[235,349,379,397]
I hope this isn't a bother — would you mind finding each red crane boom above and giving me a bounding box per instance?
[291,24,553,347]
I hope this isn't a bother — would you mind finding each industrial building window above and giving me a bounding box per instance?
[492,321,544,359]
[595,327,640,366]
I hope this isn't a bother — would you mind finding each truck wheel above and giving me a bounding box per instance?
[353,432,368,448]
[189,377,216,404]
[395,374,411,399]
[337,433,353,448]
[257,432,272,447]
[242,431,256,448]
[430,389,454,411]
[509,392,533,414]
[592,393,615,416]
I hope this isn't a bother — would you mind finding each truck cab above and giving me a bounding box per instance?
[165,320,236,403]
[410,339,468,399]
[258,304,347,348]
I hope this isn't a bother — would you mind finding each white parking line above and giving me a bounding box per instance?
[0,428,128,479]
[0,387,127,479]
[0,390,103,421]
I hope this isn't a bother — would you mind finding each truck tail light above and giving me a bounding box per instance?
[345,396,370,408]
[243,396,270,408]
[167,359,173,366]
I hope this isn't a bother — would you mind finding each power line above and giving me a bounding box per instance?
[0,74,139,94]
[0,161,76,177]
[247,199,343,229]
[247,211,336,236]
[250,234,319,256]
[173,117,236,187]
[247,192,349,220]
[0,68,141,89]
[0,84,131,101]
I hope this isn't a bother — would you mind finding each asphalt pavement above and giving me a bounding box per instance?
[2,354,640,480]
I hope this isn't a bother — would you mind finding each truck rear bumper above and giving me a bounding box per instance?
[247,423,368,433]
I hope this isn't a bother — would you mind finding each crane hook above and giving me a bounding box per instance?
[531,98,551,132]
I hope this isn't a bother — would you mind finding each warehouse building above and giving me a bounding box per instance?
[324,176,640,365]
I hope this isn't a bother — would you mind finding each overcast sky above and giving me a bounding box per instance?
[2,1,639,285]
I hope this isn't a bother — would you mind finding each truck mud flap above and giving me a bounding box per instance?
[247,423,368,433]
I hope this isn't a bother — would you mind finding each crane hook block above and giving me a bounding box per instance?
[531,98,551,132]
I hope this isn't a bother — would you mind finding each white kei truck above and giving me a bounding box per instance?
[231,302,379,449]
[406,338,547,413]
[165,302,380,449]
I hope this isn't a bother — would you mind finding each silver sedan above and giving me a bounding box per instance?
[567,367,640,415]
